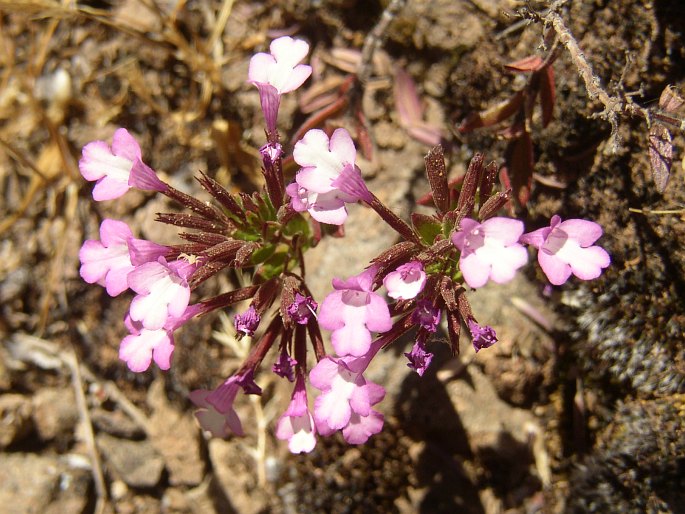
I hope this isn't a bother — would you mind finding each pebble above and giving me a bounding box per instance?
[0,394,32,448]
[31,387,79,443]
[97,433,165,488]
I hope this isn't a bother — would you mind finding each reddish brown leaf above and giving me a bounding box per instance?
[459,91,524,133]
[539,65,555,127]
[424,145,449,213]
[505,132,534,207]
[648,124,673,193]
[504,55,544,72]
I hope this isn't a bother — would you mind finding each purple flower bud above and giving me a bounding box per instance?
[272,350,298,382]
[404,341,433,376]
[411,300,441,333]
[260,141,283,166]
[287,293,318,325]
[467,318,497,352]
[234,305,260,337]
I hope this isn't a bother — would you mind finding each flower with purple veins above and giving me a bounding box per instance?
[451,217,528,289]
[384,261,427,300]
[318,266,392,357]
[467,318,498,352]
[287,128,363,225]
[275,375,317,453]
[519,215,611,286]
[127,257,195,331]
[234,305,261,337]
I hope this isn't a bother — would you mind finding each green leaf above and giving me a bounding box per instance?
[251,244,277,264]
[412,213,441,245]
[283,214,311,238]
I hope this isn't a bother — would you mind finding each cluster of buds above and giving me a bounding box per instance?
[78,37,610,453]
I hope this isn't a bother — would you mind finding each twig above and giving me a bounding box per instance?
[63,347,109,514]
[527,4,650,152]
[356,0,406,85]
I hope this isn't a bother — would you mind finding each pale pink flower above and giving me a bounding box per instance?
[248,36,312,94]
[248,37,312,132]
[310,353,385,445]
[520,215,610,285]
[341,410,384,445]
[79,219,134,296]
[79,128,157,200]
[275,375,317,453]
[318,266,392,357]
[451,217,528,289]
[383,261,426,300]
[287,128,363,225]
[119,304,201,372]
[127,257,195,330]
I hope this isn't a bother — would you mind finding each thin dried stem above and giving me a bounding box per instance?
[356,0,406,85]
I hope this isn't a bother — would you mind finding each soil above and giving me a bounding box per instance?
[1,1,683,513]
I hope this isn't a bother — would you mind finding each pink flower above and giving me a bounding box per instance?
[248,36,312,94]
[520,215,610,285]
[79,219,135,296]
[318,267,392,357]
[383,261,426,300]
[79,128,157,200]
[451,217,528,289]
[119,304,202,372]
[341,410,384,445]
[309,352,385,444]
[275,375,317,453]
[127,257,195,330]
[248,37,312,133]
[189,373,262,438]
[189,378,244,438]
[287,129,363,225]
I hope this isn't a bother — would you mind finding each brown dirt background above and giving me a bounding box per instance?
[1,1,684,513]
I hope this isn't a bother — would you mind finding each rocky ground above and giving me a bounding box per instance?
[1,1,683,513]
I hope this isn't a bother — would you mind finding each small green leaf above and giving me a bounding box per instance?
[251,244,277,264]
[412,213,441,244]
[283,214,311,238]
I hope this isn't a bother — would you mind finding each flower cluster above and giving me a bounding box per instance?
[77,36,610,454]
